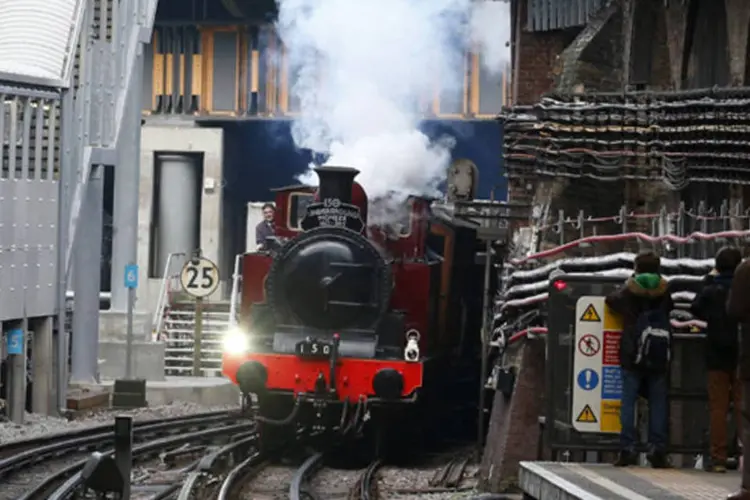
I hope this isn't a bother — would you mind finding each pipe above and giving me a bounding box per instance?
[511,229,750,266]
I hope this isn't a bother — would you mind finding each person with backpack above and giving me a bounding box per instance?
[726,255,750,500]
[605,251,673,468]
[691,246,743,473]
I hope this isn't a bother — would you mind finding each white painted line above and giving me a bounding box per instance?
[564,464,653,500]
[519,461,604,500]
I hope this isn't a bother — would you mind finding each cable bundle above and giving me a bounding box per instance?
[502,87,750,187]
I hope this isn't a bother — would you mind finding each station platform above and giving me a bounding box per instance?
[76,376,241,407]
[519,461,739,499]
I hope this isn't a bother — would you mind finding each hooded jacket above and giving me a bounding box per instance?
[727,259,750,379]
[691,270,738,372]
[605,273,674,372]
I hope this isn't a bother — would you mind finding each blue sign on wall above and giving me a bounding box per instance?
[124,264,139,289]
[577,368,600,391]
[6,328,24,355]
[601,366,623,400]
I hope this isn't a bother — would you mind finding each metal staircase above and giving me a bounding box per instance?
[161,301,231,377]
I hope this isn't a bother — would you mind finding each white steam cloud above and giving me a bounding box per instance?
[275,0,510,210]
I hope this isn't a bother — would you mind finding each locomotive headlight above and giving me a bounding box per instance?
[223,327,250,354]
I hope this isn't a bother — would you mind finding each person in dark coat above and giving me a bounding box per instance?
[726,255,750,500]
[255,203,276,250]
[691,246,743,473]
[605,251,674,468]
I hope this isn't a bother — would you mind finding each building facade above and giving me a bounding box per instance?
[132,0,513,311]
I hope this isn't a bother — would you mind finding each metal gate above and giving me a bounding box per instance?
[544,274,715,463]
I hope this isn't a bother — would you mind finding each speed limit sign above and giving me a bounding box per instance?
[180,257,220,298]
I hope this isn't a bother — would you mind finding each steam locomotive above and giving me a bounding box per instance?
[222,165,494,454]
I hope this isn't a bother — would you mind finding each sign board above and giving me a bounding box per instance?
[300,197,365,232]
[6,328,24,355]
[124,264,139,289]
[180,257,220,298]
[571,296,623,434]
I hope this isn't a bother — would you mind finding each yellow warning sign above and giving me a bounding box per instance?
[600,400,621,433]
[576,404,598,423]
[580,304,601,322]
[603,304,623,331]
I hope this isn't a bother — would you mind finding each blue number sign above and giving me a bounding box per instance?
[124,264,139,289]
[6,328,24,355]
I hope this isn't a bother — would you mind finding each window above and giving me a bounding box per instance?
[287,193,314,229]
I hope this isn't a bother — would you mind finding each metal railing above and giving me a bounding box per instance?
[151,251,187,340]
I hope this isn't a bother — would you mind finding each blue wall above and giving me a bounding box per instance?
[220,119,505,203]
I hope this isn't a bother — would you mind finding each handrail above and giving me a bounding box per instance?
[64,291,112,300]
[152,252,186,339]
[228,254,243,329]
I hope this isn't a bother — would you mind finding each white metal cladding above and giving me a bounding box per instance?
[0,0,86,86]
[0,94,60,321]
[526,0,604,32]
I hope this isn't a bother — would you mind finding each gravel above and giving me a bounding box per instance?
[0,401,238,445]
[241,461,482,500]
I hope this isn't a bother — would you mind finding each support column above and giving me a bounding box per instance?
[31,316,54,414]
[725,0,750,86]
[55,88,76,412]
[70,165,104,384]
[4,320,28,424]
[621,0,636,89]
[110,46,145,313]
[664,1,690,89]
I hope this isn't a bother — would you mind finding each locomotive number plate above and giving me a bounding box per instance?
[295,339,333,358]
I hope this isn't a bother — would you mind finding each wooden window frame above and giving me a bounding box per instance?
[200,26,242,116]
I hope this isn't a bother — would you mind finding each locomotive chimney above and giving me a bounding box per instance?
[315,166,360,205]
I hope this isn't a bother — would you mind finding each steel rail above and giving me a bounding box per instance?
[0,411,236,480]
[289,452,325,500]
[216,449,267,500]
[0,409,231,459]
[176,431,259,500]
[39,422,254,500]
[359,460,382,500]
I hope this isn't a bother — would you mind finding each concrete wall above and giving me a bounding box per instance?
[139,125,225,314]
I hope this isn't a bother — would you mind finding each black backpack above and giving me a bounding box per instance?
[634,308,672,371]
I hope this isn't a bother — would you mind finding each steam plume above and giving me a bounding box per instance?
[275,0,510,211]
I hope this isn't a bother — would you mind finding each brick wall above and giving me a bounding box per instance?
[479,338,545,492]
[515,29,569,105]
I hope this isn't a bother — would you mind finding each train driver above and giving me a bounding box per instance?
[256,203,277,250]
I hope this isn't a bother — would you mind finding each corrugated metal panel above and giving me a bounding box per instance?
[526,0,604,32]
[0,0,85,86]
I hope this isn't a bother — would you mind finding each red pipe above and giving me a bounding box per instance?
[511,229,750,265]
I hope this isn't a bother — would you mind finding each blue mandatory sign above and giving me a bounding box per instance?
[6,328,24,355]
[124,264,139,289]
[577,368,600,391]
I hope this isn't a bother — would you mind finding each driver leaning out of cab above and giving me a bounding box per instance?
[256,203,277,251]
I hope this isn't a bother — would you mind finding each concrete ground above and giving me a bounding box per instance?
[520,461,740,500]
[88,376,241,407]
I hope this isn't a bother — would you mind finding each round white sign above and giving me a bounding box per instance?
[180,257,220,298]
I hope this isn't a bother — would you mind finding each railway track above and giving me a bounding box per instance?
[0,410,251,500]
[2,411,479,499]
[285,451,475,500]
